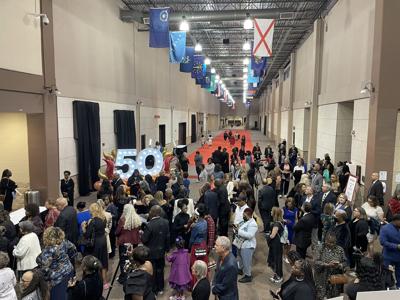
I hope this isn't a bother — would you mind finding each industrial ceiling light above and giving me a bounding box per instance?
[242,40,251,51]
[194,43,202,52]
[243,14,253,30]
[243,67,248,73]
[204,57,211,65]
[211,67,216,74]
[243,74,248,79]
[179,16,189,31]
[243,57,250,65]
[215,74,220,80]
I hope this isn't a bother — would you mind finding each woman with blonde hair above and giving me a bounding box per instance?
[97,199,113,256]
[82,203,109,290]
[154,191,172,220]
[36,227,76,300]
[115,203,142,284]
[267,207,285,283]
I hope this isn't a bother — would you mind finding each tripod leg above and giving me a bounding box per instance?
[105,261,121,300]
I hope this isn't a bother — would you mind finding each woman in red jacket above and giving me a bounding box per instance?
[115,203,142,284]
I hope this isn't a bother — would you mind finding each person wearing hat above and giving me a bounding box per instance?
[379,213,400,288]
[60,170,75,207]
[235,207,258,283]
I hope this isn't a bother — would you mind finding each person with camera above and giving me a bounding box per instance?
[67,255,103,300]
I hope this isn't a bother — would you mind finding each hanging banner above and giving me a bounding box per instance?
[169,31,186,63]
[180,47,194,72]
[149,8,170,48]
[253,18,275,57]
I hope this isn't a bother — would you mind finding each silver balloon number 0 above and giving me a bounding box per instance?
[115,148,163,180]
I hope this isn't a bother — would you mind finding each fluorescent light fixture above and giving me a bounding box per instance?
[243,67,248,73]
[243,40,251,51]
[243,57,250,65]
[204,57,211,65]
[211,67,216,74]
[195,43,202,52]
[179,17,189,31]
[243,16,253,30]
[243,74,248,79]
[215,74,220,80]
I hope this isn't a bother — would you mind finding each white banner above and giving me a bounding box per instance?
[253,18,275,57]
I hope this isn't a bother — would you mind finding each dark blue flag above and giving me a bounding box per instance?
[192,55,205,79]
[201,73,211,89]
[251,55,267,77]
[195,77,204,85]
[149,8,170,48]
[169,31,186,63]
[180,47,194,72]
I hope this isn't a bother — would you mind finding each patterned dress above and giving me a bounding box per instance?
[314,244,346,300]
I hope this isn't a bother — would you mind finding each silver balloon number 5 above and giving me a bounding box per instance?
[115,148,163,179]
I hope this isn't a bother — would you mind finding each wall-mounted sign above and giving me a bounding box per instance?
[115,148,163,179]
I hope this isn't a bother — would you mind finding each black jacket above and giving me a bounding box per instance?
[215,185,230,216]
[192,277,211,300]
[142,217,170,259]
[258,185,276,211]
[300,196,321,226]
[293,213,315,249]
[315,191,337,212]
[280,277,316,300]
[55,206,79,245]
[212,253,238,300]
[368,180,384,206]
[67,272,103,300]
[204,190,219,221]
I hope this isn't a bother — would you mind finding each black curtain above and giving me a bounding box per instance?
[114,110,136,149]
[73,101,101,196]
[191,114,196,143]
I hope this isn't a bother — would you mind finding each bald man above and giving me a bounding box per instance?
[368,172,384,206]
[54,197,78,246]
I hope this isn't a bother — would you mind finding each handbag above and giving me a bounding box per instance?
[329,274,348,285]
[78,221,95,249]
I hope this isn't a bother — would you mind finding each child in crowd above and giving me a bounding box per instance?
[182,172,190,196]
[167,236,191,300]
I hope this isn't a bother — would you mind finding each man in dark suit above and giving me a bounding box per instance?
[368,172,384,206]
[141,205,170,295]
[294,203,316,258]
[60,170,75,207]
[212,236,238,300]
[214,179,230,236]
[204,188,219,224]
[300,186,321,249]
[212,146,223,165]
[221,148,230,174]
[258,179,276,233]
[54,197,79,246]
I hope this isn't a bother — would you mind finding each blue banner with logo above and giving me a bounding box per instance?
[169,31,186,63]
[247,62,260,84]
[149,8,170,48]
[180,47,194,72]
[251,55,267,77]
[192,55,205,79]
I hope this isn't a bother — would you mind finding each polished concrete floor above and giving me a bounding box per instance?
[76,129,293,300]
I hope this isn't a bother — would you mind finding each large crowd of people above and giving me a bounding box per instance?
[0,130,399,300]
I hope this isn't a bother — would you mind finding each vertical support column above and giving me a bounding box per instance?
[287,53,296,148]
[307,19,323,165]
[170,106,174,145]
[365,0,400,198]
[136,101,142,149]
[276,69,284,143]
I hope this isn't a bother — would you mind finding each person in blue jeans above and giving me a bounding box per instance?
[379,214,400,288]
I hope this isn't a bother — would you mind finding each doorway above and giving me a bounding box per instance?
[191,114,196,143]
[263,116,267,135]
[141,134,146,150]
[178,122,186,145]
[159,124,166,147]
[254,121,258,129]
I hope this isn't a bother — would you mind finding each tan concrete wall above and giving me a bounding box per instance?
[0,113,30,185]
[0,0,42,75]
[319,0,375,105]
[393,111,400,194]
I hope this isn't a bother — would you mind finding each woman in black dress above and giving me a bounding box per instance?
[83,203,109,290]
[0,169,17,212]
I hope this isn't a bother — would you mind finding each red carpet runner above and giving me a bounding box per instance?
[187,130,254,168]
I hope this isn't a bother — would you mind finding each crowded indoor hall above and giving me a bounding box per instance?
[1,0,400,299]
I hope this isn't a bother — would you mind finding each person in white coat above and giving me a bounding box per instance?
[13,221,41,279]
[235,207,258,283]
[0,251,17,299]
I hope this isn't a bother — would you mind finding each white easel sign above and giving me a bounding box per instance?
[345,175,358,202]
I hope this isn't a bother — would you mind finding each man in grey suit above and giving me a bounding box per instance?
[311,164,323,193]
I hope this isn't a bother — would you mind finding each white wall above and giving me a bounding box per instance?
[316,104,338,161]
[293,108,310,151]
[280,110,289,140]
[0,0,42,75]
[57,96,136,179]
[0,113,30,185]
[351,99,370,179]
[335,103,353,162]
[319,0,375,105]
[273,112,279,137]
